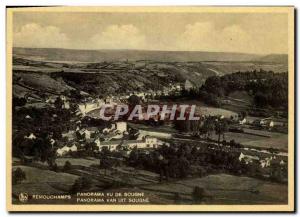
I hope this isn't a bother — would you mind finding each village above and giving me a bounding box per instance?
[20,76,288,180]
[12,58,289,205]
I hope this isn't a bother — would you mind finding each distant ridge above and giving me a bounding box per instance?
[13,47,287,63]
[255,54,288,64]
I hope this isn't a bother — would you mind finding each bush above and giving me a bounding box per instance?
[50,163,58,172]
[63,161,72,172]
[70,176,92,194]
[12,167,26,185]
[192,186,205,203]
[174,192,181,204]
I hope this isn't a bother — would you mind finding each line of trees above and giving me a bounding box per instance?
[174,116,229,144]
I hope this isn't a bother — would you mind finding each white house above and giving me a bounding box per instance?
[145,136,158,148]
[115,122,127,133]
[94,138,101,151]
[57,146,69,156]
[46,96,57,104]
[57,144,78,156]
[184,80,194,91]
[280,160,285,165]
[123,136,161,149]
[63,101,70,109]
[84,129,91,139]
[69,144,77,152]
[60,95,67,101]
[123,140,148,149]
[78,101,101,116]
[24,133,36,140]
[138,129,172,139]
[239,118,247,125]
[259,118,274,128]
[78,128,98,140]
[99,140,121,151]
[239,152,259,164]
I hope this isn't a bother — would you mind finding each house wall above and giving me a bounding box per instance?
[116,122,127,133]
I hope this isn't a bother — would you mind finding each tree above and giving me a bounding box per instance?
[240,111,248,119]
[63,160,72,172]
[192,186,205,203]
[12,168,26,185]
[174,192,181,204]
[202,117,215,139]
[177,156,190,178]
[70,89,82,101]
[128,95,140,107]
[54,97,64,110]
[13,97,27,108]
[100,146,112,175]
[128,147,139,165]
[50,163,58,172]
[215,119,229,144]
[203,76,224,97]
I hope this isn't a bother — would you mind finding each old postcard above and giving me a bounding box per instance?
[6,6,294,212]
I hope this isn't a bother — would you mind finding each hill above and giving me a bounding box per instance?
[12,48,289,99]
[255,54,288,64]
[13,47,286,63]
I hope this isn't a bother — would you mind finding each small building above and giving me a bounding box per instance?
[123,140,148,149]
[184,80,194,91]
[57,146,71,156]
[258,118,274,128]
[24,133,36,140]
[115,122,127,133]
[78,127,98,140]
[239,118,247,125]
[99,140,121,151]
[45,95,57,104]
[63,101,70,110]
[239,152,259,164]
[145,136,158,148]
[60,95,67,101]
[69,144,77,152]
[94,138,101,150]
[123,136,161,149]
[260,159,271,168]
[56,144,78,156]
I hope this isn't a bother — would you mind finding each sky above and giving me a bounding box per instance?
[13,12,288,54]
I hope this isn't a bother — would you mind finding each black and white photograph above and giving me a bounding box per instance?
[6,6,295,212]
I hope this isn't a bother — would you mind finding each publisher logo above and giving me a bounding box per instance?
[19,193,28,203]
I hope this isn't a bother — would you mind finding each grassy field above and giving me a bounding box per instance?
[159,99,238,118]
[13,165,78,184]
[211,129,288,151]
[196,106,237,118]
[12,165,78,197]
[140,174,288,204]
[56,157,99,167]
[12,161,287,205]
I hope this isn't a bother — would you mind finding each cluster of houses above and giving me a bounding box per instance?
[74,81,191,117]
[252,117,287,128]
[238,152,285,168]
[56,121,165,157]
[236,116,287,130]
